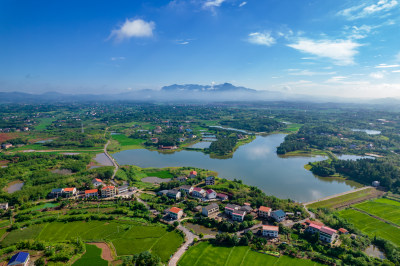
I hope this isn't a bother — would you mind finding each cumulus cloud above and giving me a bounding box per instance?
[248,32,276,46]
[111,57,126,61]
[203,0,225,8]
[287,38,362,65]
[338,0,398,20]
[392,70,400,73]
[239,1,247,7]
[109,19,155,41]
[370,71,386,79]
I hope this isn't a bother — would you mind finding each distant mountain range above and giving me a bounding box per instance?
[0,83,399,105]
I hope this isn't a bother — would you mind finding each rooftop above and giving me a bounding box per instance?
[8,252,29,265]
[64,187,75,192]
[85,189,98,194]
[263,225,279,231]
[320,226,337,235]
[169,207,183,214]
[259,206,271,212]
[203,203,219,211]
[102,186,115,190]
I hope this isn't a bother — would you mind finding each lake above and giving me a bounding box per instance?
[113,134,360,202]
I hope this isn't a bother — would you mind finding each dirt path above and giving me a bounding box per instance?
[87,242,114,261]
[303,186,373,206]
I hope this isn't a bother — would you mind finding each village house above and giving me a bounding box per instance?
[177,176,188,182]
[306,223,337,243]
[217,193,228,201]
[240,205,253,213]
[63,187,77,197]
[205,176,215,186]
[189,170,197,178]
[101,186,117,198]
[1,143,12,149]
[159,145,177,150]
[167,189,181,200]
[92,178,104,187]
[192,187,206,198]
[202,203,219,217]
[271,210,286,222]
[338,228,349,235]
[169,207,183,220]
[262,225,279,238]
[0,203,8,210]
[49,188,64,198]
[7,252,30,266]
[225,204,240,216]
[232,210,246,222]
[85,189,98,198]
[157,190,169,196]
[258,206,271,218]
[206,189,217,199]
[179,185,193,195]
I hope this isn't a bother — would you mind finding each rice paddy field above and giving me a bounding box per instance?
[338,199,400,246]
[73,244,108,266]
[307,188,377,209]
[111,134,145,147]
[178,242,322,266]
[1,220,183,262]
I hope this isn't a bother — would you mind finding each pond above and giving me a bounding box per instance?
[113,134,360,202]
[336,154,375,160]
[6,181,24,193]
[364,245,386,259]
[352,129,381,135]
[187,141,213,149]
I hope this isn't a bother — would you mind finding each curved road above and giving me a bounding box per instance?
[104,140,119,184]
[169,224,196,266]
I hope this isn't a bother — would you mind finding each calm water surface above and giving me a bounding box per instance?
[113,134,359,202]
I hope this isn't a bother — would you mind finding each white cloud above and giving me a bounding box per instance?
[325,76,348,83]
[111,57,126,61]
[109,19,155,41]
[375,64,400,68]
[338,0,398,20]
[248,32,276,46]
[287,38,362,65]
[370,71,386,79]
[239,1,247,7]
[203,0,225,8]
[392,70,400,73]
[396,52,400,62]
[288,69,336,76]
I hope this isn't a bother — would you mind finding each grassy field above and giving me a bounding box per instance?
[178,242,322,266]
[2,220,183,262]
[112,134,145,147]
[308,188,376,209]
[145,170,174,179]
[338,208,400,246]
[35,117,56,131]
[73,244,107,266]
[353,198,400,226]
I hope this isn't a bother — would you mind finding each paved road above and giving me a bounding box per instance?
[303,186,373,206]
[169,224,197,266]
[104,140,119,185]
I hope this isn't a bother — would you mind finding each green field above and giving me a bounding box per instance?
[73,244,107,266]
[338,208,400,246]
[145,170,174,179]
[111,134,145,146]
[178,242,322,266]
[2,220,183,262]
[35,117,56,130]
[308,188,374,209]
[353,198,400,226]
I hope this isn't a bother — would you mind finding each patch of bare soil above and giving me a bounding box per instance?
[87,242,113,261]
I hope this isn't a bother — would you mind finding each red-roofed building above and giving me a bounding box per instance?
[306,222,337,243]
[338,228,349,234]
[169,207,183,220]
[305,219,324,227]
[258,206,271,218]
[85,189,98,198]
[101,186,117,198]
[189,170,197,178]
[92,178,104,187]
[216,193,228,201]
[63,187,77,197]
[192,187,206,198]
[206,189,217,199]
[262,225,279,238]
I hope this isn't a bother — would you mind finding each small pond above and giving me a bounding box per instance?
[364,245,386,259]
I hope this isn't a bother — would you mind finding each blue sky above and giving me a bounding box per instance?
[0,0,399,98]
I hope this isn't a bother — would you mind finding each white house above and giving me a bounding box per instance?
[169,207,183,220]
[372,181,380,187]
[271,210,286,222]
[92,178,104,187]
[0,203,8,210]
[232,210,246,222]
[177,176,187,182]
[202,203,219,217]
[225,204,240,216]
[167,190,181,200]
[192,187,206,198]
[258,206,271,218]
[262,225,279,238]
[179,185,193,195]
[206,189,217,199]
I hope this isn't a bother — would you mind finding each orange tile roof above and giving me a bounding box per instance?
[338,228,348,233]
[259,206,271,212]
[85,189,98,194]
[190,171,197,175]
[306,219,324,226]
[169,207,182,214]
[102,186,115,190]
[64,187,75,192]
[94,178,103,182]
[263,225,279,231]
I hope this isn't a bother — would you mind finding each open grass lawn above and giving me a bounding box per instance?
[178,242,322,266]
[111,134,145,147]
[145,170,174,179]
[308,188,375,209]
[2,220,183,262]
[73,244,107,266]
[35,117,56,130]
[0,220,11,228]
[353,198,400,226]
[338,208,400,246]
